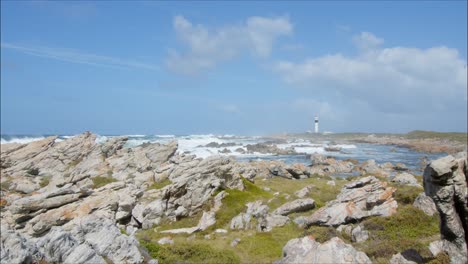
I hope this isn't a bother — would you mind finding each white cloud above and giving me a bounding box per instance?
[166,15,292,75]
[275,32,467,115]
[1,42,159,71]
[352,32,384,51]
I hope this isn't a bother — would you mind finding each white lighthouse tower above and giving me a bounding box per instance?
[314,115,319,133]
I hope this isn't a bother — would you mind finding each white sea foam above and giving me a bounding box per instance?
[155,135,176,138]
[1,136,46,145]
[125,134,146,138]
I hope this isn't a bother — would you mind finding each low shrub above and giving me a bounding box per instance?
[140,240,239,264]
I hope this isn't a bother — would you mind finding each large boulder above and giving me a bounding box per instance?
[391,172,421,187]
[423,153,467,263]
[296,176,397,227]
[276,236,371,264]
[273,198,315,216]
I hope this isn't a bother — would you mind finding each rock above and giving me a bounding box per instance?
[269,165,292,179]
[246,201,269,219]
[276,236,371,264]
[327,180,336,186]
[413,193,437,216]
[158,237,174,245]
[230,213,252,230]
[261,215,290,232]
[392,172,421,187]
[295,185,314,198]
[215,229,228,234]
[423,153,467,263]
[0,224,41,264]
[390,249,423,264]
[298,176,397,227]
[336,224,353,237]
[351,225,369,243]
[230,238,241,247]
[272,198,315,216]
[429,240,467,264]
[360,160,388,176]
[212,191,227,212]
[198,211,216,231]
[394,163,409,171]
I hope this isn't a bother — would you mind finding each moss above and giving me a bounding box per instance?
[357,205,439,261]
[140,240,239,264]
[148,179,172,190]
[92,176,117,189]
[27,168,40,176]
[0,180,11,191]
[39,176,51,188]
[67,158,83,169]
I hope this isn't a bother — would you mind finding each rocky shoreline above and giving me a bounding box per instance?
[1,132,466,263]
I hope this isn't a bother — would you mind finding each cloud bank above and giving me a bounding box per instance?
[275,32,467,116]
[166,15,292,75]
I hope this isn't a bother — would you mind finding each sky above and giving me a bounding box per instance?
[1,1,467,135]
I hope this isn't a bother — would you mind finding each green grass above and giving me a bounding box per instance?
[357,205,439,261]
[405,130,467,143]
[140,240,240,264]
[148,179,172,190]
[392,184,422,205]
[39,176,51,188]
[255,175,344,209]
[214,178,272,229]
[92,176,117,189]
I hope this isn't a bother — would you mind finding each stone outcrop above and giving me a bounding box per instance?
[275,236,371,264]
[423,153,467,263]
[272,198,315,216]
[295,176,397,227]
[413,192,437,216]
[230,201,290,232]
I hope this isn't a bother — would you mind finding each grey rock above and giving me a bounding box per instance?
[276,236,371,264]
[273,198,315,216]
[423,153,467,263]
[298,176,397,227]
[0,224,41,264]
[230,213,252,230]
[429,240,467,264]
[390,249,423,264]
[413,192,437,216]
[392,172,421,187]
[295,185,314,198]
[351,225,369,243]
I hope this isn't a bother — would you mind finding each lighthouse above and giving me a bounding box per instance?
[314,116,319,133]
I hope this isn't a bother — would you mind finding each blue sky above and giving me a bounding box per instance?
[1,1,467,135]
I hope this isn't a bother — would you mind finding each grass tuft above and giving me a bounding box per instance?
[92,176,117,189]
[148,179,172,190]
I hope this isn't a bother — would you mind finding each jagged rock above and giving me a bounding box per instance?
[0,224,42,264]
[269,165,293,179]
[394,163,409,171]
[295,185,314,198]
[246,201,269,219]
[276,236,371,264]
[273,198,315,216]
[212,191,227,212]
[413,192,437,216]
[230,213,252,230]
[297,176,397,227]
[360,159,389,177]
[351,225,369,243]
[160,211,216,234]
[392,172,421,187]
[310,154,355,175]
[429,240,467,264]
[423,153,467,263]
[390,249,423,264]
